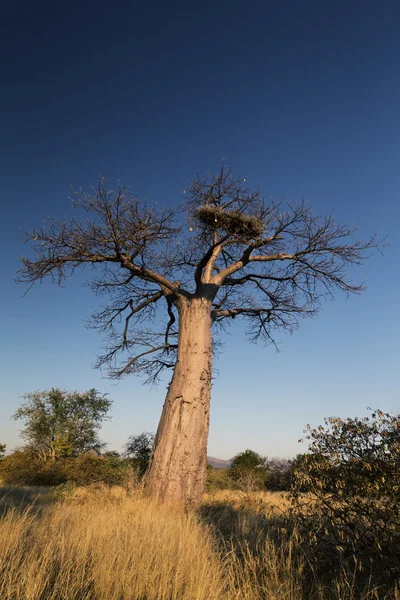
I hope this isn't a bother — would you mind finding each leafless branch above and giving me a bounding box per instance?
[17,167,384,379]
[122,291,163,343]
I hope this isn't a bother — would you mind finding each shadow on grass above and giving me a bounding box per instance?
[200,501,271,545]
[0,485,53,516]
[198,500,398,600]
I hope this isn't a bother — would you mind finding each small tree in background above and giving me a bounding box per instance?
[124,432,155,477]
[13,389,111,462]
[230,449,266,491]
[0,444,5,459]
[290,409,400,583]
[264,458,293,491]
[231,449,266,471]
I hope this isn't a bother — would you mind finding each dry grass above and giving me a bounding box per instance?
[204,489,292,514]
[0,485,397,600]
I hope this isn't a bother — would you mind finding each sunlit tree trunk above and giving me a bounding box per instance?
[144,296,212,506]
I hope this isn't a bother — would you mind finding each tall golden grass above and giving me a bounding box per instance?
[0,486,397,600]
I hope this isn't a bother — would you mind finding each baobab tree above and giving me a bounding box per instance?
[18,165,379,506]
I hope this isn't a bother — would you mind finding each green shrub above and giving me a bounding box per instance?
[0,450,68,486]
[0,450,46,486]
[289,409,400,586]
[63,454,134,486]
[205,467,237,492]
[0,451,133,488]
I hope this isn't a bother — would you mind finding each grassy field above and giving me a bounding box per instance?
[0,485,397,600]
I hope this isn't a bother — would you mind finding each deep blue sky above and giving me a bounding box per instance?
[1,0,399,459]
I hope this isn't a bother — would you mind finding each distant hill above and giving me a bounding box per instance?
[207,456,234,469]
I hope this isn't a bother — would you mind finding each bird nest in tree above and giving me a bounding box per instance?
[196,205,264,238]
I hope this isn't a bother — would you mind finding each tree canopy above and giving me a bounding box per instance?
[13,388,111,461]
[124,432,155,476]
[18,165,380,384]
[231,449,266,471]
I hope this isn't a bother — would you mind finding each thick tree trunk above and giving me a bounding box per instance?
[144,296,212,506]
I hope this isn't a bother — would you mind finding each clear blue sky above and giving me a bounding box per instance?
[1,0,399,459]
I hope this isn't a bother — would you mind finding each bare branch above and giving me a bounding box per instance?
[107,344,178,383]
[194,234,230,287]
[18,168,383,382]
[212,307,273,320]
[164,296,177,348]
[122,291,163,343]
[17,180,181,295]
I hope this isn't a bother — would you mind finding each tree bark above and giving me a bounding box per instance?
[144,296,212,507]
